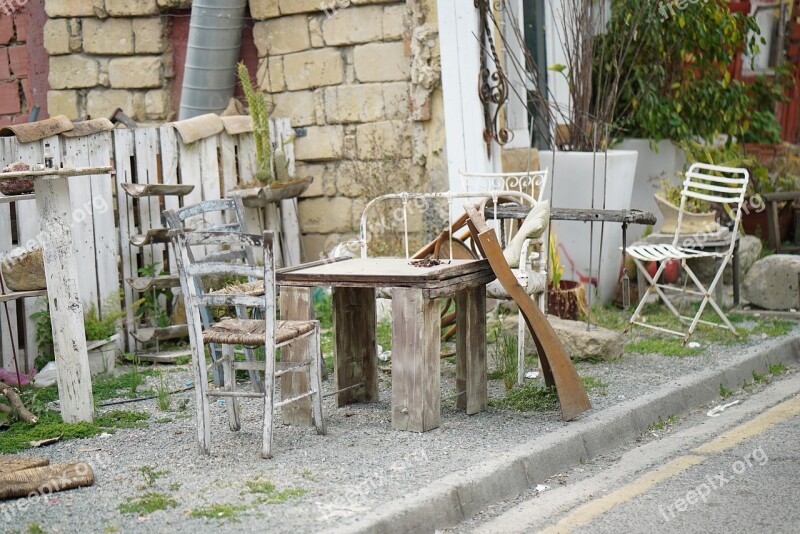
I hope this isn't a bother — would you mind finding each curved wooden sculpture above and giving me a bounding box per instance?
[464,204,591,421]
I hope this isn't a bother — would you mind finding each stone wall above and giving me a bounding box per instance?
[0,5,41,126]
[251,0,446,259]
[44,0,179,122]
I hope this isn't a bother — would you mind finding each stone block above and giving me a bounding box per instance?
[145,89,169,119]
[258,57,285,93]
[68,19,83,52]
[295,162,337,197]
[105,0,158,16]
[309,18,324,48]
[686,234,762,285]
[249,0,280,19]
[254,16,310,56]
[45,0,104,17]
[83,18,134,55]
[269,90,316,126]
[279,0,327,14]
[298,197,354,233]
[283,49,344,90]
[133,18,165,54]
[543,315,623,361]
[1,249,46,291]
[302,232,357,262]
[8,45,28,78]
[321,5,383,46]
[294,125,344,161]
[0,82,20,114]
[47,90,80,118]
[324,84,385,124]
[0,50,9,79]
[743,254,800,311]
[86,89,134,119]
[354,41,410,82]
[49,56,99,89]
[109,57,162,89]
[383,4,406,40]
[44,19,70,55]
[0,15,13,45]
[383,81,410,120]
[356,120,411,159]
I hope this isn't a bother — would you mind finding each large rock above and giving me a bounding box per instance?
[1,248,46,291]
[686,234,762,284]
[547,315,623,361]
[743,255,800,310]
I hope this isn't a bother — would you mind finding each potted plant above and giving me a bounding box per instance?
[546,232,586,321]
[233,62,312,207]
[84,294,126,376]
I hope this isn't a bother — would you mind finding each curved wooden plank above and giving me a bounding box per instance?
[464,204,591,421]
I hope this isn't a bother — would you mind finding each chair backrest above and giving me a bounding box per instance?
[675,163,749,248]
[458,169,549,203]
[358,190,537,259]
[173,230,273,313]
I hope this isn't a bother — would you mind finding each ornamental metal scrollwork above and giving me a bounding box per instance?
[475,0,513,157]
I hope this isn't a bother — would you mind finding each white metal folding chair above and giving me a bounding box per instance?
[624,163,749,343]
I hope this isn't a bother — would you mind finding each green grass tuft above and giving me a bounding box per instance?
[118,492,177,515]
[719,384,733,398]
[244,478,307,504]
[190,504,248,521]
[489,384,559,412]
[769,362,787,375]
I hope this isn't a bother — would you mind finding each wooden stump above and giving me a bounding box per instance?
[0,462,94,500]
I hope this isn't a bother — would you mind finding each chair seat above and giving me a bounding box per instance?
[209,280,265,296]
[203,318,316,346]
[627,244,725,262]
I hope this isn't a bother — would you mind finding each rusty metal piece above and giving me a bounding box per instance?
[109,108,137,129]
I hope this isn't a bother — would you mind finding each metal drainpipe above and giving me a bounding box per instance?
[178,0,248,120]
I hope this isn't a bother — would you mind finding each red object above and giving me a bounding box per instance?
[663,259,680,284]
[0,17,13,46]
[0,81,20,114]
[646,261,658,280]
[14,12,28,43]
[0,49,10,80]
[8,44,28,78]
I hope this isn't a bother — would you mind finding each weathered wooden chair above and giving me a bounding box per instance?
[173,229,325,458]
[163,198,264,390]
[625,163,749,343]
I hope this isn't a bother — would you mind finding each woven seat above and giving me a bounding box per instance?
[203,318,316,346]
[172,229,325,459]
[208,280,265,297]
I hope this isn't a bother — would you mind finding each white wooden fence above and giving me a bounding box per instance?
[0,117,299,367]
[0,132,118,373]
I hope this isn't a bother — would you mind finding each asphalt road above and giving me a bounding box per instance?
[458,372,800,534]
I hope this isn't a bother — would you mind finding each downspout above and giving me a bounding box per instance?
[178,0,248,120]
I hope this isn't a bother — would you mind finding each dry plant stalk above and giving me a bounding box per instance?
[0,381,38,423]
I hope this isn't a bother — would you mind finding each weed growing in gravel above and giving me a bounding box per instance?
[377,318,392,350]
[752,370,770,383]
[649,414,679,431]
[26,524,45,534]
[244,479,307,504]
[489,327,517,391]
[169,483,182,491]
[719,384,733,398]
[0,410,149,454]
[769,362,787,375]
[156,374,171,411]
[139,466,169,487]
[190,504,248,521]
[624,337,703,357]
[92,369,156,401]
[118,492,177,515]
[751,319,794,338]
[489,384,559,412]
[155,417,173,424]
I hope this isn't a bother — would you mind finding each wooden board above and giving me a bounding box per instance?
[465,203,591,422]
[456,285,487,414]
[279,287,312,425]
[486,205,657,225]
[332,287,378,406]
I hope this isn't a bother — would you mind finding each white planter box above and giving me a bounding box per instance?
[541,150,638,304]
[86,333,119,376]
[615,139,686,242]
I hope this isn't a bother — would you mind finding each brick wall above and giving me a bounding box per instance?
[0,6,40,126]
[251,0,446,259]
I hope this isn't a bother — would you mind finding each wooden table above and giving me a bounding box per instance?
[0,165,113,423]
[763,191,800,253]
[278,257,496,432]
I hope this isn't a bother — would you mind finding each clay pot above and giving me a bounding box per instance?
[654,195,718,235]
[547,280,587,321]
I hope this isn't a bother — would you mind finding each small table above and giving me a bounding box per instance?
[633,229,741,306]
[278,257,496,432]
[763,191,800,253]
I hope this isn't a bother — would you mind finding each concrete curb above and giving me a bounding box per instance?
[331,335,800,534]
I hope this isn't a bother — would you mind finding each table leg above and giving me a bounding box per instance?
[280,287,313,425]
[767,200,781,253]
[332,287,378,406]
[36,177,93,423]
[391,288,440,432]
[456,285,487,415]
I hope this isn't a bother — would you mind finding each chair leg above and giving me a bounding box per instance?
[221,344,240,432]
[516,310,525,387]
[261,342,276,460]
[682,264,738,343]
[309,324,326,436]
[194,344,212,455]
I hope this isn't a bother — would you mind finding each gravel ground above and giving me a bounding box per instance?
[3,325,798,534]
